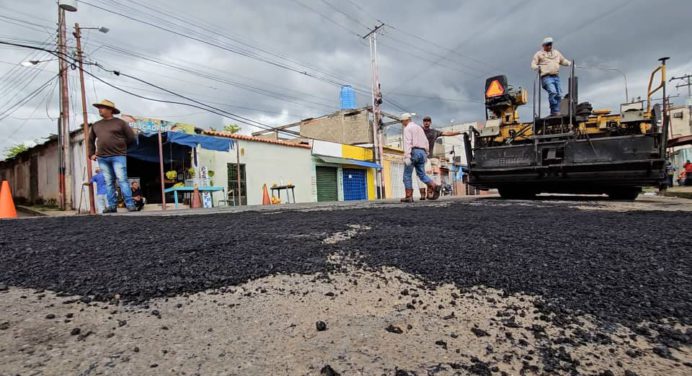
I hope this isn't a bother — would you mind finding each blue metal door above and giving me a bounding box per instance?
[342,168,367,201]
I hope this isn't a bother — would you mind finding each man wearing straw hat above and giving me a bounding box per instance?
[87,99,137,213]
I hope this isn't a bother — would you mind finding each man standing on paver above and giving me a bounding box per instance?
[531,37,571,116]
[418,116,462,200]
[401,113,440,203]
[88,99,137,213]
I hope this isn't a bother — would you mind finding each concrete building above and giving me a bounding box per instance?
[0,130,88,207]
[199,131,314,205]
[668,105,692,180]
[201,133,379,205]
[252,107,383,146]
[382,121,479,197]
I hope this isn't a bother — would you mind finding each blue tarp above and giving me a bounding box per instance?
[127,132,233,163]
[127,134,188,163]
[166,132,233,152]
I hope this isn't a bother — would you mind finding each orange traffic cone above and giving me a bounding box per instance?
[0,180,17,219]
[262,184,271,205]
[191,185,202,209]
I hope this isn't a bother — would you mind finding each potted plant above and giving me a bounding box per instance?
[165,170,177,181]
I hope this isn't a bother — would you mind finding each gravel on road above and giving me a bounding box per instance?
[0,199,690,374]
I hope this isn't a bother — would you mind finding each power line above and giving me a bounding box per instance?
[119,0,364,85]
[288,0,365,38]
[0,16,54,36]
[93,45,338,111]
[81,0,362,91]
[319,0,371,29]
[3,78,59,143]
[0,40,297,136]
[0,74,59,122]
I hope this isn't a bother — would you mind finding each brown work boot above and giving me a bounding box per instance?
[426,183,441,200]
[400,189,414,203]
[419,188,427,200]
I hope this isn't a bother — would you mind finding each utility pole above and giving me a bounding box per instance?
[364,22,386,199]
[670,74,692,105]
[74,23,96,214]
[57,7,70,210]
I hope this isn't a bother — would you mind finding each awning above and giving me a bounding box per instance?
[317,155,382,169]
[166,131,233,151]
[669,135,692,148]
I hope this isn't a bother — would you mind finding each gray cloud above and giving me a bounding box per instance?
[1,0,691,153]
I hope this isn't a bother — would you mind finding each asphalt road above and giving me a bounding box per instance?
[0,197,690,374]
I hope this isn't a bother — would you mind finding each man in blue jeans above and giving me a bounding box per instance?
[88,99,138,213]
[400,113,440,203]
[531,37,571,116]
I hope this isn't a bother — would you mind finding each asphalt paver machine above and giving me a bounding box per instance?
[464,58,671,200]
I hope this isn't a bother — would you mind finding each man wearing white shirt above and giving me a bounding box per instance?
[401,113,440,203]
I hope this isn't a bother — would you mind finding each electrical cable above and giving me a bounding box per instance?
[0,40,298,136]
[4,77,59,143]
[80,0,359,90]
[318,0,371,29]
[118,0,365,86]
[0,74,59,122]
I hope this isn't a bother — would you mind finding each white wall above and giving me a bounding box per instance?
[198,140,316,206]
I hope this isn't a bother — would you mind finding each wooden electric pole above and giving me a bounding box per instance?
[670,74,692,102]
[364,22,386,199]
[57,7,70,210]
[74,23,96,214]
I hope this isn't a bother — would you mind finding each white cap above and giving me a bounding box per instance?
[542,37,554,45]
[400,112,416,121]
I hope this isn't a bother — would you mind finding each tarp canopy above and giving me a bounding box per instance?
[127,132,233,163]
[317,155,382,169]
[166,131,233,152]
[128,134,188,163]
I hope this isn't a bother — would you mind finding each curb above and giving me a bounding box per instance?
[663,191,692,200]
[15,206,49,217]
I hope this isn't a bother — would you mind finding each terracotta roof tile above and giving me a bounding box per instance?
[203,130,312,149]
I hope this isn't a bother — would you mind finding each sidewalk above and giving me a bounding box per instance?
[664,186,692,199]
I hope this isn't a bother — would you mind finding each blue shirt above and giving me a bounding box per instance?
[91,172,107,195]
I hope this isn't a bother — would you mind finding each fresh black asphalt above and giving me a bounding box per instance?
[1,200,690,353]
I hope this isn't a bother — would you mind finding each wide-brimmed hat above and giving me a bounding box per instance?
[542,37,554,46]
[92,99,120,114]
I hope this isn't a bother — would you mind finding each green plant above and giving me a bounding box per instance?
[223,124,241,133]
[165,170,177,180]
[4,144,28,159]
[187,167,195,178]
[207,170,215,178]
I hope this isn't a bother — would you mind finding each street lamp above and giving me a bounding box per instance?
[58,0,78,12]
[74,23,109,214]
[21,59,56,67]
[606,67,629,103]
[78,26,109,34]
[576,64,629,103]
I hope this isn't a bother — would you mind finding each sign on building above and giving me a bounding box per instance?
[121,115,196,134]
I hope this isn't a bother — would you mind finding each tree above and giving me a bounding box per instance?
[223,124,241,133]
[4,144,28,159]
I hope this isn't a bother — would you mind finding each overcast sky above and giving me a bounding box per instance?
[1,0,691,155]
